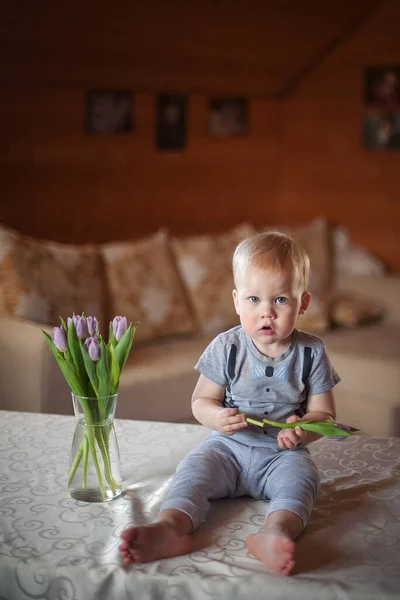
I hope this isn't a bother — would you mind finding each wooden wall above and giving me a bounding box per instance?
[281,1,400,269]
[1,1,400,268]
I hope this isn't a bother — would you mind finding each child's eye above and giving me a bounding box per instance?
[275,297,287,304]
[249,296,259,303]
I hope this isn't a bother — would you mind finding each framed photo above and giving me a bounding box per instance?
[85,90,133,134]
[364,67,400,107]
[156,94,186,151]
[208,97,249,138]
[363,111,400,151]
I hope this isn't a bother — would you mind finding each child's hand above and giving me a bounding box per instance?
[277,415,306,449]
[214,408,247,435]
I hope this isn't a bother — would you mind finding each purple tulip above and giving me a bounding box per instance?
[86,316,99,337]
[52,327,67,352]
[84,337,100,361]
[67,314,88,339]
[74,316,88,339]
[112,316,128,342]
[327,422,355,441]
[333,422,353,433]
[67,315,79,330]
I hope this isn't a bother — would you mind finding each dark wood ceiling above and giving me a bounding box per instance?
[0,1,383,95]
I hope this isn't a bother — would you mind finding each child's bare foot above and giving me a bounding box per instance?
[119,522,193,565]
[245,526,296,575]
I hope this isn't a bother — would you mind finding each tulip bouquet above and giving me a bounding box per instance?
[42,315,137,500]
[245,416,359,439]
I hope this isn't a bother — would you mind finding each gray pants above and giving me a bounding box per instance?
[160,434,320,530]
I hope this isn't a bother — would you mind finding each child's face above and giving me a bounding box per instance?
[232,262,310,357]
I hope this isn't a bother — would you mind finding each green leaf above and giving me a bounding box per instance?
[96,336,110,399]
[87,379,95,398]
[58,360,86,397]
[41,330,85,396]
[79,339,99,397]
[60,317,68,332]
[114,323,138,372]
[257,416,359,438]
[107,343,121,394]
[109,321,117,349]
[42,330,63,362]
[300,421,351,437]
[67,321,88,392]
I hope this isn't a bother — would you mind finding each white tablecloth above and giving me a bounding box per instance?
[0,410,399,600]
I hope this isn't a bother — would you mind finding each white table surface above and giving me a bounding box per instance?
[1,410,400,600]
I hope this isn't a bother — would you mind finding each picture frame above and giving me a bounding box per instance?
[208,97,249,138]
[156,93,186,151]
[85,90,134,134]
[363,111,400,151]
[364,67,400,107]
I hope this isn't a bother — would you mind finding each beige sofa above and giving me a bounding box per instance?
[1,273,400,437]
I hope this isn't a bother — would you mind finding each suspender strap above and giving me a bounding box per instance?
[227,344,237,380]
[302,347,312,386]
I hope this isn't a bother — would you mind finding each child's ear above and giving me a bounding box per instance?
[299,292,311,315]
[232,289,240,315]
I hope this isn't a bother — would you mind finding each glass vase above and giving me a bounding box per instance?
[68,393,122,502]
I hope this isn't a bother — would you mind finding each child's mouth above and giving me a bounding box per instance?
[261,325,273,334]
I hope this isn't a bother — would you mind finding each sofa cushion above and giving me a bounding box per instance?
[100,229,197,344]
[334,273,400,325]
[322,323,400,401]
[323,322,400,437]
[331,388,395,437]
[171,223,254,334]
[118,335,214,423]
[330,293,384,329]
[0,224,107,326]
[333,226,386,277]
[122,335,213,383]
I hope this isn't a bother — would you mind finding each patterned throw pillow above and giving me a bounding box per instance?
[333,226,386,276]
[0,224,107,326]
[171,223,255,334]
[275,218,333,333]
[100,230,197,344]
[331,293,384,329]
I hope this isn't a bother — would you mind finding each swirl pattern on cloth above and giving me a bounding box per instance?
[0,410,399,599]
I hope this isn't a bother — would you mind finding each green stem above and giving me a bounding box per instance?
[244,416,297,429]
[67,442,84,487]
[245,416,264,428]
[79,400,107,500]
[102,423,120,489]
[95,425,117,495]
[88,426,107,499]
[82,434,89,489]
[263,417,297,429]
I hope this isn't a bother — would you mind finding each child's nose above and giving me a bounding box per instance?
[262,303,276,318]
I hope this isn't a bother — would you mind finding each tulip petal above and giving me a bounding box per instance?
[76,316,89,339]
[87,316,99,337]
[52,326,67,352]
[112,316,128,342]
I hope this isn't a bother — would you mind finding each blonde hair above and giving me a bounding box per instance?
[232,230,310,290]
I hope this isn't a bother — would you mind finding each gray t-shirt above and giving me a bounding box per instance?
[194,325,340,447]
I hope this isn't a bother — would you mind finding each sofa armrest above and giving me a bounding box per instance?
[0,316,71,414]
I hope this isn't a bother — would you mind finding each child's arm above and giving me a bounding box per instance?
[277,390,336,449]
[191,374,248,435]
